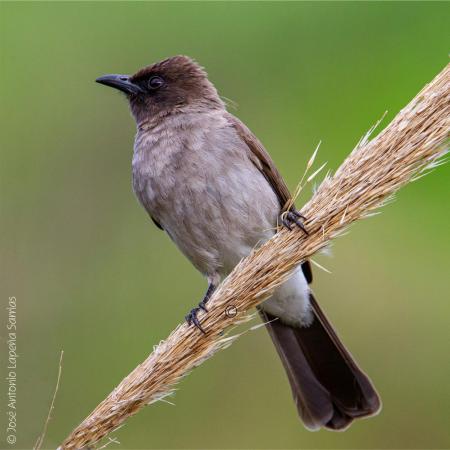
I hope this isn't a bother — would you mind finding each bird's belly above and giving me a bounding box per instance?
[133,147,280,275]
[161,173,278,275]
[160,182,312,327]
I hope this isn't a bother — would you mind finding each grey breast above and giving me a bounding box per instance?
[132,111,279,276]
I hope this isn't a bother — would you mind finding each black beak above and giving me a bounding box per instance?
[95,74,142,95]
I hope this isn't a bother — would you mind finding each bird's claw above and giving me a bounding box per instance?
[281,210,309,235]
[185,304,207,334]
[185,283,215,335]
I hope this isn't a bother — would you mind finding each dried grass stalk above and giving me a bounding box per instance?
[60,64,449,449]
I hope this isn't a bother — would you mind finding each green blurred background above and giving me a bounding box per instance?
[1,2,449,449]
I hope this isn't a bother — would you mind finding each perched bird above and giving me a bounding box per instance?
[96,55,381,430]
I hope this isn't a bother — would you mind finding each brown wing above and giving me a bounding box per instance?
[227,113,313,284]
[227,113,292,211]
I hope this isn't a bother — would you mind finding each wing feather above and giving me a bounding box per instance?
[227,113,292,211]
[227,113,313,284]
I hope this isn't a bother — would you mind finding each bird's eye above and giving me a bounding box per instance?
[148,76,164,90]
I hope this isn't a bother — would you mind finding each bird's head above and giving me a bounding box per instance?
[96,55,223,125]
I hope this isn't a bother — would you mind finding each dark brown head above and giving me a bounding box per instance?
[96,56,224,124]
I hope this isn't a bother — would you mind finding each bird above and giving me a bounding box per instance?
[96,55,381,431]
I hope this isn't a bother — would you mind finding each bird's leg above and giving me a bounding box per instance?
[185,274,219,334]
[198,282,216,312]
[281,209,309,235]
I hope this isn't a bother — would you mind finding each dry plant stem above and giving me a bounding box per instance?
[35,351,64,450]
[61,64,449,450]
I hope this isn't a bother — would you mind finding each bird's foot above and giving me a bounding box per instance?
[281,209,309,235]
[185,303,207,334]
[185,282,216,334]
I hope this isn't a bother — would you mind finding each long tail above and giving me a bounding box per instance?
[260,294,381,431]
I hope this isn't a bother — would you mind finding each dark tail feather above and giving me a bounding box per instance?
[260,294,381,431]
